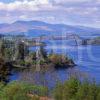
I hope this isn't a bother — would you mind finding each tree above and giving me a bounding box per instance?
[54,77,100,100]
[16,42,29,65]
[0,41,5,57]
[54,77,80,100]
[39,45,47,59]
[48,54,74,68]
[0,57,12,84]
[17,42,25,61]
[76,81,99,100]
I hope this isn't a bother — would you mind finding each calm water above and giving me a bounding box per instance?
[47,45,100,82]
[11,40,100,84]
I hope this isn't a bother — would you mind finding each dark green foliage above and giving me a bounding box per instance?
[17,42,25,61]
[0,57,12,83]
[76,81,99,100]
[0,81,48,100]
[31,52,37,61]
[97,92,100,100]
[48,54,75,68]
[54,77,100,100]
[19,60,25,66]
[0,40,15,60]
[0,41,5,57]
[40,45,47,59]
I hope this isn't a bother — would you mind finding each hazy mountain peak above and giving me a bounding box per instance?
[0,20,100,38]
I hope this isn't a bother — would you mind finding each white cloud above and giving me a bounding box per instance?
[0,0,52,11]
[0,0,100,27]
[51,0,92,4]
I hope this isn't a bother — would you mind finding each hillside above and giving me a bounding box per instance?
[0,20,100,38]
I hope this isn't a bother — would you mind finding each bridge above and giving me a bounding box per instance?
[0,33,83,47]
[31,34,83,46]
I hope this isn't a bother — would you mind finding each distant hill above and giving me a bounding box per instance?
[0,20,100,38]
[86,37,100,45]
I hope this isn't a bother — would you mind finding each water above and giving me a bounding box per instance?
[46,45,100,83]
[45,40,100,83]
[10,40,100,84]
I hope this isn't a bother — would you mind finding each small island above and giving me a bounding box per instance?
[82,37,100,45]
[0,35,75,84]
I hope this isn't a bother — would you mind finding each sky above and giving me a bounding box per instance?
[0,0,100,28]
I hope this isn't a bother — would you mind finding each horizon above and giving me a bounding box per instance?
[0,0,100,28]
[0,19,100,29]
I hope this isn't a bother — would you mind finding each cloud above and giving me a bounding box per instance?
[0,0,52,11]
[52,0,90,3]
[0,0,100,28]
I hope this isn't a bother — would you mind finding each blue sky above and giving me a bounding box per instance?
[0,0,100,28]
[0,0,15,3]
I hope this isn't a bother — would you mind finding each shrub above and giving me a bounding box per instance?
[48,54,74,68]
[54,77,100,100]
[54,77,80,100]
[76,81,98,100]
[0,57,12,83]
[0,81,48,100]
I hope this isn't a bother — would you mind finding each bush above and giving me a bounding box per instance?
[0,81,48,100]
[54,77,100,100]
[0,57,12,83]
[54,77,80,100]
[76,81,99,100]
[19,60,25,66]
[48,54,74,68]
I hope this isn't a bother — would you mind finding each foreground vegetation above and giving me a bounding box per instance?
[0,81,48,100]
[54,77,100,100]
[0,77,100,100]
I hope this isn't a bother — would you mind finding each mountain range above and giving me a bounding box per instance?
[0,20,100,38]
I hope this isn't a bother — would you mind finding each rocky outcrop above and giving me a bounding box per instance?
[82,37,100,45]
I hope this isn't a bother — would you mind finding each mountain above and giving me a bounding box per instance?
[0,20,100,38]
